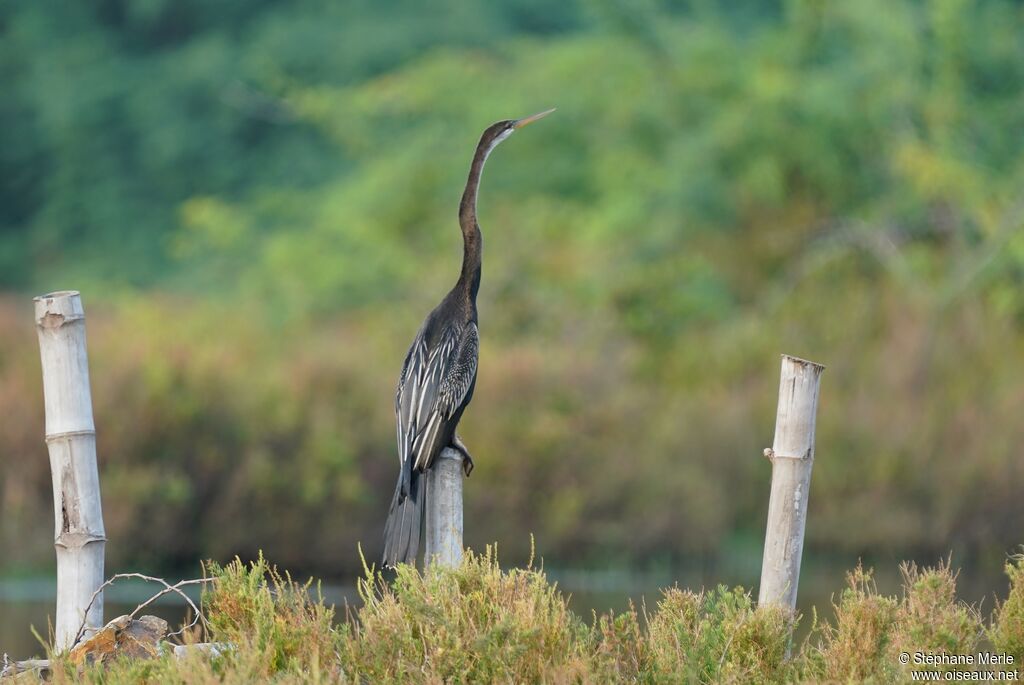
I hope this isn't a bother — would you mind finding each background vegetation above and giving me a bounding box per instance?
[2,0,1024,587]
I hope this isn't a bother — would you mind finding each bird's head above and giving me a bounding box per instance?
[478,108,556,155]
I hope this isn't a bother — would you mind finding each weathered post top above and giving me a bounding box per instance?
[34,290,86,322]
[769,354,825,461]
[34,291,95,438]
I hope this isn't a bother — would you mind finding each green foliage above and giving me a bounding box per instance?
[646,587,704,679]
[642,586,794,683]
[801,559,989,682]
[342,546,588,682]
[3,0,1024,580]
[891,559,983,673]
[990,552,1024,666]
[202,553,337,678]
[807,563,900,682]
[5,0,1024,316]
[591,603,650,681]
[42,552,1023,683]
[49,553,342,684]
[0,0,588,289]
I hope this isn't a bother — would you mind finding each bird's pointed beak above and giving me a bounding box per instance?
[513,108,556,129]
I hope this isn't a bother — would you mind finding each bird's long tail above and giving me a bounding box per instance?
[382,458,423,567]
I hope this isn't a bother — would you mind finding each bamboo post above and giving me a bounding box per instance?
[758,354,824,612]
[34,291,106,650]
[425,447,464,567]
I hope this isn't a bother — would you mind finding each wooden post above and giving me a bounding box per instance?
[34,291,106,650]
[758,354,824,612]
[425,447,464,568]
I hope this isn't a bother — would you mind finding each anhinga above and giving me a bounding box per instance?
[382,109,555,567]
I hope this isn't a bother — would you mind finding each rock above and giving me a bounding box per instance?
[68,615,169,666]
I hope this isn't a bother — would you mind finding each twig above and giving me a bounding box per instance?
[71,573,215,647]
[1,658,50,679]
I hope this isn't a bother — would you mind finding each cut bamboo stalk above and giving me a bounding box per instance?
[34,291,106,650]
[425,447,464,568]
[758,354,824,612]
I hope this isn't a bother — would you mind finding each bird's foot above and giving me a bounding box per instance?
[452,434,474,477]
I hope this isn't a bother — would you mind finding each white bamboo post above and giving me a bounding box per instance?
[425,447,464,568]
[34,291,106,650]
[758,354,824,612]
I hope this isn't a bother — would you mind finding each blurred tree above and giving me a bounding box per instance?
[1,0,1023,577]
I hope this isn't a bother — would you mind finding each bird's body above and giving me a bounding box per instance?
[382,109,554,567]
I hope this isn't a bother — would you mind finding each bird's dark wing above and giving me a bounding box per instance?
[395,322,479,473]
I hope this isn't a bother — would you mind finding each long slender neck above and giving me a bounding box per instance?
[457,134,499,301]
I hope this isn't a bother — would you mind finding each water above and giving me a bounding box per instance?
[0,577,361,660]
[0,577,215,660]
[2,560,1010,660]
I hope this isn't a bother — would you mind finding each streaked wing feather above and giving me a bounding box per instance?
[398,323,479,472]
[395,331,428,469]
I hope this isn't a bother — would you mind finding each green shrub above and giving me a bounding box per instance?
[892,559,983,678]
[645,586,703,680]
[590,603,650,682]
[644,585,793,684]
[991,552,1024,669]
[201,553,339,681]
[38,550,1024,683]
[339,546,588,683]
[806,563,899,683]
